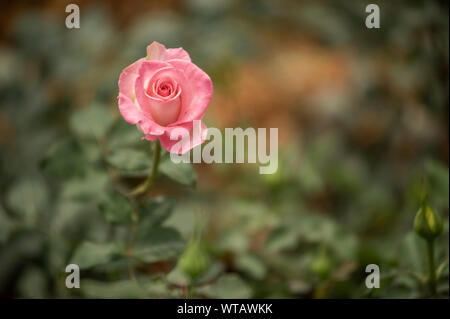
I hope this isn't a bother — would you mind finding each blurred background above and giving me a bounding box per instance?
[0,0,448,298]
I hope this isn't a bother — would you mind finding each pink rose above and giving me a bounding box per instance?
[117,41,213,153]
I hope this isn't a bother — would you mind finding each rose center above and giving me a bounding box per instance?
[142,76,182,126]
[157,82,172,97]
[147,78,178,99]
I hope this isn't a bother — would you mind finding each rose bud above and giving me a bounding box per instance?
[178,238,210,281]
[414,202,443,241]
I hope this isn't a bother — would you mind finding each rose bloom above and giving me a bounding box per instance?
[118,41,213,153]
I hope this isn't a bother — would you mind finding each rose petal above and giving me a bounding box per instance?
[146,41,166,61]
[142,134,158,141]
[146,88,182,126]
[166,59,213,125]
[164,48,191,62]
[138,117,165,136]
[117,93,143,125]
[134,60,172,115]
[136,62,191,126]
[118,94,166,137]
[159,121,207,154]
[118,58,145,99]
[146,42,191,62]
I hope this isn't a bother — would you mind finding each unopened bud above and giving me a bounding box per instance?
[414,203,443,241]
[178,239,210,280]
[311,247,331,279]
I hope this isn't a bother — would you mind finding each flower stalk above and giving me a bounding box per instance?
[426,239,437,295]
[127,141,162,281]
[130,141,162,197]
[413,179,443,297]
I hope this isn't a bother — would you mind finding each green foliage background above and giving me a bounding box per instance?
[0,0,448,298]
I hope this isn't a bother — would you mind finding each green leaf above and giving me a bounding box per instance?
[166,266,190,287]
[159,159,196,187]
[138,196,175,229]
[50,200,85,236]
[266,227,299,252]
[234,254,267,280]
[80,142,102,164]
[98,191,132,224]
[106,148,150,175]
[212,274,252,298]
[331,230,358,261]
[217,229,250,254]
[0,204,14,243]
[45,238,71,276]
[70,242,120,269]
[17,267,48,298]
[70,103,114,139]
[40,138,85,179]
[195,261,225,285]
[133,227,184,263]
[0,231,45,290]
[81,279,148,298]
[108,119,143,149]
[398,232,426,275]
[6,178,48,224]
[61,171,108,201]
[436,260,448,281]
[139,278,174,298]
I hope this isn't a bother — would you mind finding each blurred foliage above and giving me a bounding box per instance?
[0,0,448,298]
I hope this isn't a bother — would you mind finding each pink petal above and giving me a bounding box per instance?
[146,41,166,60]
[159,121,208,154]
[164,48,191,62]
[118,92,166,137]
[134,60,172,115]
[166,60,213,125]
[138,117,166,136]
[117,93,143,125]
[165,121,194,135]
[135,62,191,126]
[146,42,191,62]
[118,58,145,99]
[146,88,182,126]
[142,135,158,141]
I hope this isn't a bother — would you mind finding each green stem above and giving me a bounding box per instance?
[187,281,196,299]
[129,141,162,197]
[127,141,162,281]
[127,219,137,281]
[426,239,437,296]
